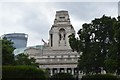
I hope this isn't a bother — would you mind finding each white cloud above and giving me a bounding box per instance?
[0,0,120,2]
[0,2,118,47]
[118,1,120,16]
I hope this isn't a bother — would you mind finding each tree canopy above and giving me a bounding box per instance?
[15,53,39,67]
[2,37,39,67]
[2,37,15,65]
[69,15,120,75]
[50,73,75,80]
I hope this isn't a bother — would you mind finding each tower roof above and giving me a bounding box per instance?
[56,10,68,14]
[53,10,71,25]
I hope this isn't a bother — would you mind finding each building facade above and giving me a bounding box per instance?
[25,10,82,77]
[3,33,28,49]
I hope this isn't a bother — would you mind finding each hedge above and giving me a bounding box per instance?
[50,73,75,80]
[81,74,119,80]
[2,66,46,80]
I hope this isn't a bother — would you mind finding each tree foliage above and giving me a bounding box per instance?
[50,73,75,80]
[2,66,46,80]
[15,53,39,67]
[2,37,39,67]
[105,16,120,74]
[69,15,120,74]
[81,74,119,80]
[2,37,15,65]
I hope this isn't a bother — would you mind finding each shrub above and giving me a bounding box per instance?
[2,66,46,80]
[81,74,119,80]
[50,72,75,80]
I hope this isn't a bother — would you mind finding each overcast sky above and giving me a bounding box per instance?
[0,1,119,47]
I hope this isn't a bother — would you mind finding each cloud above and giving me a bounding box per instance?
[0,2,56,46]
[118,1,120,16]
[0,0,120,2]
[53,2,118,21]
[0,2,118,46]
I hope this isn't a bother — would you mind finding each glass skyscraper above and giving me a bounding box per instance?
[3,33,28,49]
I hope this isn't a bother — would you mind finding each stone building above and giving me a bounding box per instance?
[25,10,82,77]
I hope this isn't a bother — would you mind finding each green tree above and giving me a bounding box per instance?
[2,37,15,65]
[115,16,120,75]
[69,33,81,53]
[2,66,46,80]
[50,73,75,80]
[105,16,120,74]
[69,15,117,74]
[81,74,119,80]
[15,53,39,67]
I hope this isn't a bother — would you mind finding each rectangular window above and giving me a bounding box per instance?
[59,17,65,19]
[50,34,53,47]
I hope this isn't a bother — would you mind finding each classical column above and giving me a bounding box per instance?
[54,69,57,73]
[50,68,53,76]
[72,68,74,75]
[64,68,67,73]
[57,68,60,73]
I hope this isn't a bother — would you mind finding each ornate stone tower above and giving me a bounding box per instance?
[25,10,80,77]
[49,10,75,50]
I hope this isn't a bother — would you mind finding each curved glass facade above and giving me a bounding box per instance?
[3,33,28,49]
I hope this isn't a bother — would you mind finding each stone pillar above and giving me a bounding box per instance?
[64,68,67,73]
[57,68,60,73]
[72,68,74,75]
[50,68,53,76]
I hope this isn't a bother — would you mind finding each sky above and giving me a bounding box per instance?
[0,0,119,47]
